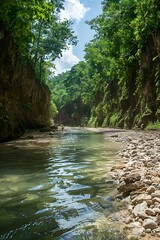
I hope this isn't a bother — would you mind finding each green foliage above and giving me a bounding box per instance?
[145,121,160,130]
[102,117,108,128]
[18,0,160,128]
[49,61,91,108]
[0,0,77,83]
[110,113,119,127]
[48,61,91,124]
[88,116,98,127]
[49,102,58,118]
[83,0,160,128]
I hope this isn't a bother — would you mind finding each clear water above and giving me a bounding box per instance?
[0,129,124,240]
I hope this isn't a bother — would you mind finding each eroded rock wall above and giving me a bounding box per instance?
[0,21,50,141]
[100,31,160,129]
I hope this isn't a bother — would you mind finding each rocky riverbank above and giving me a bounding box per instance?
[107,130,160,240]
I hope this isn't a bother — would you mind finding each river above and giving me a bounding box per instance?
[0,129,125,240]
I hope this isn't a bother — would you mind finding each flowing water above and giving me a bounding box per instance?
[0,129,125,240]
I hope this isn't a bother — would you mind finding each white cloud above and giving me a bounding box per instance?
[60,0,90,22]
[54,46,80,75]
[54,1,89,75]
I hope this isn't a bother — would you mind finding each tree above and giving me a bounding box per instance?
[0,0,77,83]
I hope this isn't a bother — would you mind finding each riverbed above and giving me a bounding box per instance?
[0,128,125,240]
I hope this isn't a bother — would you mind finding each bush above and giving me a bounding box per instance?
[49,102,58,118]
[145,121,160,130]
[88,116,98,127]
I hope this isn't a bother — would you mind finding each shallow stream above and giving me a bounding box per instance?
[0,129,125,240]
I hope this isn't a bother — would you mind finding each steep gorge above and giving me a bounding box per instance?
[85,32,160,129]
[0,21,50,142]
[117,31,160,129]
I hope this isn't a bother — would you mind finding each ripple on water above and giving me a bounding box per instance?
[0,130,124,240]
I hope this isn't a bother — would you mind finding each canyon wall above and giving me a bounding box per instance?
[0,21,50,141]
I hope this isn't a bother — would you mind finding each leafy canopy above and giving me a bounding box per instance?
[0,0,77,83]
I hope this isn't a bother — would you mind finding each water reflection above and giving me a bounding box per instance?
[0,130,125,240]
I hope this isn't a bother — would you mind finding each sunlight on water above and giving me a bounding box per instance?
[0,130,125,240]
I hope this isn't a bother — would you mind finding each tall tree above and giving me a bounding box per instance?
[0,0,77,83]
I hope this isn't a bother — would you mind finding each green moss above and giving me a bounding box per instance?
[88,116,98,127]
[109,113,119,127]
[102,116,109,127]
[49,102,58,118]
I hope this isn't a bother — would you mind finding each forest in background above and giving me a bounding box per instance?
[0,0,160,139]
[50,0,160,129]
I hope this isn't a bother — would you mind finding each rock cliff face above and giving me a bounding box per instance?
[99,31,160,129]
[0,22,50,142]
[120,31,160,128]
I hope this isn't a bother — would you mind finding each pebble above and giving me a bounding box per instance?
[143,218,158,229]
[109,131,160,239]
[147,186,156,193]
[151,191,160,198]
[145,208,156,216]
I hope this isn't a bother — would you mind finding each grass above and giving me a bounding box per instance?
[145,121,160,130]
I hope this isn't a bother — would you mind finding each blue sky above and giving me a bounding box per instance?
[54,0,102,74]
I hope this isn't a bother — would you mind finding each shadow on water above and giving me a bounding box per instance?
[0,129,126,240]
